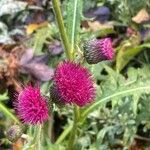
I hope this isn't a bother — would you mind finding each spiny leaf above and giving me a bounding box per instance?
[28,25,52,55]
[65,0,83,50]
[81,64,150,120]
[82,80,150,119]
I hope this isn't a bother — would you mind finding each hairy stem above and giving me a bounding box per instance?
[55,123,73,144]
[34,125,42,150]
[67,105,79,150]
[52,1,80,148]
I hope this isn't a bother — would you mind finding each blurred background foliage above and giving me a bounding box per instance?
[0,0,150,149]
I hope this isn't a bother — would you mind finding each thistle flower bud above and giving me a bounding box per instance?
[50,85,65,107]
[83,38,114,64]
[6,125,22,142]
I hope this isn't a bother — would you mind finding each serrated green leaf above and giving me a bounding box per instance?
[97,126,114,145]
[65,0,83,50]
[81,77,150,120]
[0,92,8,101]
[28,26,52,55]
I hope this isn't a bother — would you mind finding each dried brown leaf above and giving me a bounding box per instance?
[132,8,150,24]
[88,21,113,32]
[20,48,34,65]
[22,63,54,81]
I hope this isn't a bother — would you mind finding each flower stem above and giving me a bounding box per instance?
[35,125,42,150]
[67,105,79,150]
[52,0,72,60]
[52,1,80,148]
[55,123,73,144]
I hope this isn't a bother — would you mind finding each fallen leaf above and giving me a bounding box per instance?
[132,8,150,24]
[93,6,110,22]
[25,10,46,25]
[20,48,34,65]
[26,21,49,35]
[88,21,113,32]
[25,0,42,6]
[30,54,48,64]
[48,41,63,56]
[12,139,23,150]
[21,63,54,81]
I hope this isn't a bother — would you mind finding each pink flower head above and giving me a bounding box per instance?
[84,37,114,64]
[52,61,95,107]
[15,85,48,125]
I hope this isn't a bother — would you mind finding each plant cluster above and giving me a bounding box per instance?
[0,0,150,150]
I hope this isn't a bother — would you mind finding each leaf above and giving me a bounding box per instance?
[137,95,150,122]
[132,94,140,115]
[30,55,48,64]
[66,0,83,50]
[0,22,14,44]
[116,42,150,72]
[22,63,54,81]
[80,27,115,42]
[0,0,27,17]
[0,92,8,101]
[20,48,34,65]
[132,8,150,24]
[93,6,110,22]
[88,21,113,32]
[48,41,63,56]
[27,25,52,55]
[20,49,48,66]
[26,22,49,35]
[81,78,150,120]
[97,126,114,145]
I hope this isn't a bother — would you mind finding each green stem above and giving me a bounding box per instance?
[52,1,80,147]
[67,105,79,150]
[55,123,73,144]
[0,102,20,124]
[35,125,42,150]
[52,0,72,60]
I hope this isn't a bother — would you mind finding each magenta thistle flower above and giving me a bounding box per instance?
[84,37,114,64]
[52,61,95,107]
[15,85,49,125]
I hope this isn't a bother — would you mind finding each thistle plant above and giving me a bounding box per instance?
[10,0,113,149]
[2,0,150,149]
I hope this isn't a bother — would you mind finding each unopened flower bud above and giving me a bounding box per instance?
[6,125,22,142]
[50,85,65,107]
[83,38,114,64]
